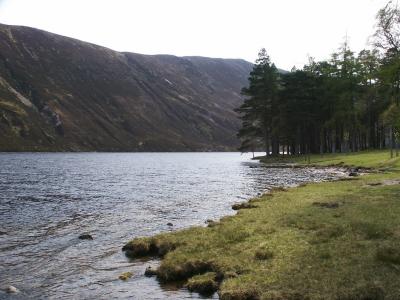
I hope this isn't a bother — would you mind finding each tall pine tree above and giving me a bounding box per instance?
[236,49,279,155]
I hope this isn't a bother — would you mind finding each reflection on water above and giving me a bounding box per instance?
[0,153,344,299]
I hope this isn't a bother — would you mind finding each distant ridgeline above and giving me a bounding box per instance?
[0,23,252,151]
[237,3,400,156]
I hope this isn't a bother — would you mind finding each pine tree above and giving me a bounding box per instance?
[236,49,279,155]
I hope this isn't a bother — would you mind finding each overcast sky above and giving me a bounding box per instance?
[0,0,389,70]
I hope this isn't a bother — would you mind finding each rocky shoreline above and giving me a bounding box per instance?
[120,162,357,298]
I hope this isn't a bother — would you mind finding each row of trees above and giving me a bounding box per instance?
[236,1,400,156]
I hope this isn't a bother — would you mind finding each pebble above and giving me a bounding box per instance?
[5,285,18,294]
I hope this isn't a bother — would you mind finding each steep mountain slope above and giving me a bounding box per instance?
[0,24,252,151]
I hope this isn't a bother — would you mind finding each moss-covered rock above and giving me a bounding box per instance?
[185,272,219,296]
[118,271,133,281]
[122,237,177,258]
[122,238,157,257]
[218,287,260,300]
[157,259,215,282]
[232,202,257,210]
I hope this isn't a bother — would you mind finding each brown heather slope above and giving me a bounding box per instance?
[0,23,252,151]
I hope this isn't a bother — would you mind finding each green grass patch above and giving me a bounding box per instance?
[123,151,400,299]
[185,272,219,296]
[258,150,400,170]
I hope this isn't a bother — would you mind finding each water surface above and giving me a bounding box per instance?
[0,153,344,299]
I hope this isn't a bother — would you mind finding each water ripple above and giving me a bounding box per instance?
[0,152,344,299]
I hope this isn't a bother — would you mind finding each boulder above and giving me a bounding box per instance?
[144,266,158,277]
[78,233,93,240]
[5,285,18,294]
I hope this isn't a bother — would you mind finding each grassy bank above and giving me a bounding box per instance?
[123,150,400,299]
[257,150,399,170]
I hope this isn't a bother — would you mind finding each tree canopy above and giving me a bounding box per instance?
[236,1,400,157]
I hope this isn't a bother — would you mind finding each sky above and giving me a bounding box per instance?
[0,0,390,70]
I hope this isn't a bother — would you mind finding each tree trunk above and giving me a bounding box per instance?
[390,126,394,158]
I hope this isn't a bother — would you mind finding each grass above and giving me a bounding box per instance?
[123,150,400,299]
[258,150,400,170]
[185,272,219,296]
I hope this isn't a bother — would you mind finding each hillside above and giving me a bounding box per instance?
[0,24,252,151]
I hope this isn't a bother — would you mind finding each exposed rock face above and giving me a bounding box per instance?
[0,23,252,151]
